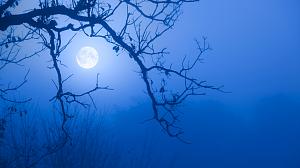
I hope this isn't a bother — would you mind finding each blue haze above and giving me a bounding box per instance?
[2,0,300,167]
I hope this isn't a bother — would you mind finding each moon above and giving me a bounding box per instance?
[76,46,99,69]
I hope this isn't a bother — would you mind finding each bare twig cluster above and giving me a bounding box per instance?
[0,0,222,146]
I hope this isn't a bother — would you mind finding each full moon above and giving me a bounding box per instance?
[76,46,99,69]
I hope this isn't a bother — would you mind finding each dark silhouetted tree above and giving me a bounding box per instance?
[0,0,224,152]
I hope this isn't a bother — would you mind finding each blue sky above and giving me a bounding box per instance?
[109,0,300,167]
[2,0,300,167]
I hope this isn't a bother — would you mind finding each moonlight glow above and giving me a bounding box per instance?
[76,46,99,69]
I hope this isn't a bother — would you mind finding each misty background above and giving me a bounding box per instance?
[1,0,300,167]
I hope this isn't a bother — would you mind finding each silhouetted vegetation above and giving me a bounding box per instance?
[0,0,222,166]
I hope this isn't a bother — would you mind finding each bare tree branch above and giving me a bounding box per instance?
[0,0,222,152]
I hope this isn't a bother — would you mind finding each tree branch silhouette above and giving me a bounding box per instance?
[0,0,223,147]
